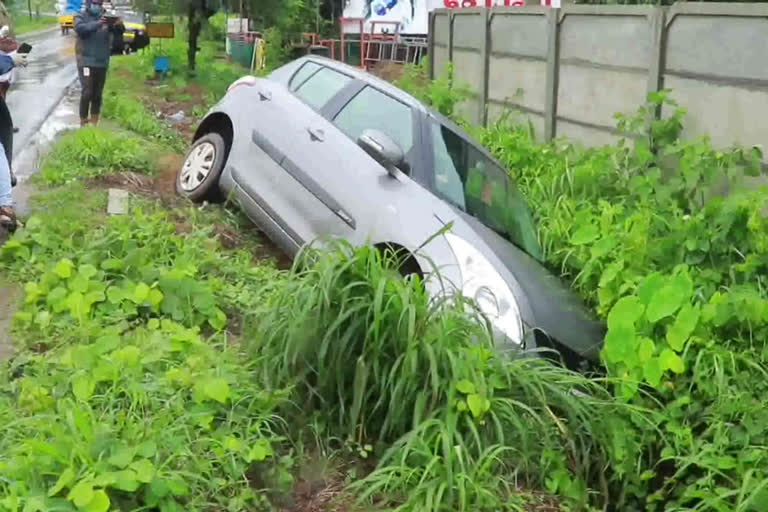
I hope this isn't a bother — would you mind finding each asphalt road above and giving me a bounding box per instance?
[5,27,81,216]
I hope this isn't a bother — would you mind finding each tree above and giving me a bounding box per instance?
[133,0,216,71]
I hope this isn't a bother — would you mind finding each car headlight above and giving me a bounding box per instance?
[445,233,524,347]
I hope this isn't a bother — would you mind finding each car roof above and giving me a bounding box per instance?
[286,56,504,168]
[298,56,429,113]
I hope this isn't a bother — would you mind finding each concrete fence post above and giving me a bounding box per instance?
[448,12,455,64]
[544,9,560,142]
[479,9,491,126]
[428,12,437,80]
[646,7,666,127]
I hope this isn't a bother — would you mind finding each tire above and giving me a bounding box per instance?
[176,133,227,203]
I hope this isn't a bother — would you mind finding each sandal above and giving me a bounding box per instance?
[0,206,17,233]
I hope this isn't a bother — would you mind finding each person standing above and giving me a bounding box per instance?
[0,50,28,233]
[74,0,123,127]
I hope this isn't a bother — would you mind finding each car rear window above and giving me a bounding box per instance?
[289,61,321,91]
[294,67,351,111]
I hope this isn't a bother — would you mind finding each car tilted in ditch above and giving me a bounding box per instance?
[177,56,604,366]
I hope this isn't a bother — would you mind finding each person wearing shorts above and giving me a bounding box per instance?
[75,0,123,127]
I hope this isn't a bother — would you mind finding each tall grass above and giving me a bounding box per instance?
[248,241,653,510]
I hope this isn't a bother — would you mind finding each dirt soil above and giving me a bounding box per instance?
[0,282,20,362]
[370,62,406,84]
[90,163,292,269]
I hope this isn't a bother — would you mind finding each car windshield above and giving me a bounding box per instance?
[120,13,144,24]
[430,121,544,262]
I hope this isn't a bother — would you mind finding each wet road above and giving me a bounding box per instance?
[6,27,78,160]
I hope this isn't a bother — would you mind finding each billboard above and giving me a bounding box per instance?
[342,0,536,35]
[343,0,444,35]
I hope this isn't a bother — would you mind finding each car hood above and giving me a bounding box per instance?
[455,212,605,362]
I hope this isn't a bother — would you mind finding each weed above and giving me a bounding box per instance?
[40,127,155,185]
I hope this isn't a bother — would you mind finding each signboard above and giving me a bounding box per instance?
[342,0,539,35]
[227,18,250,33]
[146,22,175,39]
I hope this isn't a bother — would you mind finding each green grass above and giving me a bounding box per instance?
[39,126,159,185]
[11,14,58,35]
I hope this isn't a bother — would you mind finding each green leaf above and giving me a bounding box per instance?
[456,379,476,394]
[646,275,692,323]
[130,459,155,484]
[637,338,655,363]
[202,377,230,403]
[112,470,140,492]
[607,296,644,330]
[208,307,227,330]
[69,274,89,294]
[643,358,662,387]
[83,490,110,512]
[134,283,150,303]
[659,349,685,374]
[603,325,635,365]
[79,264,98,279]
[68,480,94,507]
[571,224,599,245]
[666,303,700,351]
[466,394,489,418]
[148,289,164,308]
[137,440,157,458]
[72,375,95,401]
[106,286,125,304]
[48,467,75,497]
[248,444,268,462]
[224,437,243,453]
[637,273,664,306]
[108,446,136,468]
[54,259,74,279]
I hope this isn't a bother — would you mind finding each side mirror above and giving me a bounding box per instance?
[357,129,409,177]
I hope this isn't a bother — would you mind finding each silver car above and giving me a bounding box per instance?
[176,56,603,365]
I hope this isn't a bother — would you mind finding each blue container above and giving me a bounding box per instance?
[154,56,170,73]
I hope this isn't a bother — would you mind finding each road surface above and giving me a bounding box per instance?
[7,27,78,161]
[8,27,80,216]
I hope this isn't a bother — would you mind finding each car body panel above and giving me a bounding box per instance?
[192,56,605,363]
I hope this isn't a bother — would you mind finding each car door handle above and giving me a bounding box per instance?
[258,90,271,101]
[307,127,325,142]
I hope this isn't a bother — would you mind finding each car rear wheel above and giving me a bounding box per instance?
[177,133,226,202]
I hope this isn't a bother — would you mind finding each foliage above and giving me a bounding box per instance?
[251,241,647,511]
[10,13,56,35]
[0,181,292,511]
[396,61,471,121]
[40,127,155,185]
[476,91,768,510]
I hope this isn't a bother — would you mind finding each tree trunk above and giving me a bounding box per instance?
[187,5,201,71]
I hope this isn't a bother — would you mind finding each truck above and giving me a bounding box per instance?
[57,0,81,35]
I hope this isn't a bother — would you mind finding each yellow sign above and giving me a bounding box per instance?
[146,22,174,39]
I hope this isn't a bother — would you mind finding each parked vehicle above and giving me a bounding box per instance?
[111,11,149,54]
[58,0,81,35]
[177,56,604,365]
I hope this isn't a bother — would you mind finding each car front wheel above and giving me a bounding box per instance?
[177,133,227,202]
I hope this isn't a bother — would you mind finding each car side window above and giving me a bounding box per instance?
[333,86,414,156]
[294,66,352,111]
[430,122,543,261]
[289,61,321,91]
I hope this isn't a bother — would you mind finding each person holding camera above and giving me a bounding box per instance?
[75,0,123,127]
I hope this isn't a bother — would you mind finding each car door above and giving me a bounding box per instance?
[294,83,454,255]
[228,62,359,251]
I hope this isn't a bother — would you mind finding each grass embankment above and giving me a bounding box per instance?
[12,14,58,35]
[0,38,635,512]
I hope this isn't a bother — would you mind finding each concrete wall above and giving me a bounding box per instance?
[429,3,768,150]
